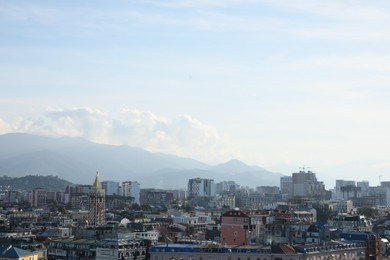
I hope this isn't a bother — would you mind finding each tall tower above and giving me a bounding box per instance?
[88,171,105,226]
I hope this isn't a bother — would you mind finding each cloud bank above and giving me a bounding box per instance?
[0,107,237,164]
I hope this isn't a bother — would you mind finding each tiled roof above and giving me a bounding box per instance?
[0,245,35,258]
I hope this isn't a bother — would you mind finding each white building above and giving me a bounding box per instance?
[120,181,141,204]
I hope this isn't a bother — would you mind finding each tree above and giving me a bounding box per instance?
[357,207,375,218]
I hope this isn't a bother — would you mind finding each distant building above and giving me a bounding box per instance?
[30,188,47,208]
[216,181,239,194]
[292,170,325,198]
[101,181,119,196]
[256,186,280,195]
[120,181,140,204]
[188,178,216,197]
[140,189,174,207]
[335,180,356,199]
[357,181,370,197]
[88,171,105,226]
[280,176,292,198]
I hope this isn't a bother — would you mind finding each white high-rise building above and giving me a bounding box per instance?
[121,181,141,204]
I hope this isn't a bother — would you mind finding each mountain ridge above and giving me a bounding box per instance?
[0,133,283,189]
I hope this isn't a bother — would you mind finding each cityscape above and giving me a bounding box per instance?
[2,1,390,259]
[0,164,388,259]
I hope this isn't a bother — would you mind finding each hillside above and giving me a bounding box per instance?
[0,175,73,192]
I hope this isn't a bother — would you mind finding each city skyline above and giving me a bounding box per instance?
[1,1,390,188]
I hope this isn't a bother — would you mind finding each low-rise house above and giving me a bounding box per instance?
[0,245,41,260]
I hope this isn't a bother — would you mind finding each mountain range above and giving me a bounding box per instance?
[0,133,284,189]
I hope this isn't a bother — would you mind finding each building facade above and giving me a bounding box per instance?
[188,178,216,197]
[121,181,141,204]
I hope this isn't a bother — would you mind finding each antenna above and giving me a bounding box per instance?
[299,165,311,172]
[379,175,382,186]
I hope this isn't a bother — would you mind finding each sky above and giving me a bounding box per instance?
[1,0,390,188]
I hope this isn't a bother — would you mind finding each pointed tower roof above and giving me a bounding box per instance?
[93,171,103,189]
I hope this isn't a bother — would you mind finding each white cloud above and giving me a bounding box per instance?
[0,118,12,134]
[0,107,237,164]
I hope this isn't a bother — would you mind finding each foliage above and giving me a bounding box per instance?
[357,207,376,218]
[312,203,333,222]
[0,175,73,192]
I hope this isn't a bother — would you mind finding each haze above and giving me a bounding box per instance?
[1,1,390,188]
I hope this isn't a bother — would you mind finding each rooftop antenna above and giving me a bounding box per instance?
[299,165,311,172]
[379,175,382,186]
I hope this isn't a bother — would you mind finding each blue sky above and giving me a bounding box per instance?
[1,0,390,188]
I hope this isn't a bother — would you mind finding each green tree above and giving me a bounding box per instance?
[357,207,376,218]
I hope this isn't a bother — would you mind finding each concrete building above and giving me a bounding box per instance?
[280,176,293,198]
[256,186,280,195]
[216,181,239,194]
[120,181,140,204]
[330,200,354,213]
[140,189,174,206]
[292,170,325,198]
[150,241,368,260]
[220,209,254,246]
[357,181,370,197]
[188,178,216,197]
[101,181,119,196]
[30,188,47,208]
[335,180,356,199]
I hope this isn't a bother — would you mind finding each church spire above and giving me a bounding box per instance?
[89,170,105,226]
[93,170,102,189]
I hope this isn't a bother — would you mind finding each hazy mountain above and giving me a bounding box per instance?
[212,159,266,173]
[0,133,283,189]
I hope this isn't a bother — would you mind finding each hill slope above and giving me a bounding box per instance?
[0,175,73,192]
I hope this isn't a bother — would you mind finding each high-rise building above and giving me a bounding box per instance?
[88,171,105,226]
[120,181,140,204]
[187,178,215,197]
[280,176,293,198]
[335,180,356,199]
[357,181,370,197]
[31,188,47,208]
[292,170,325,198]
[216,181,239,194]
[102,181,120,196]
